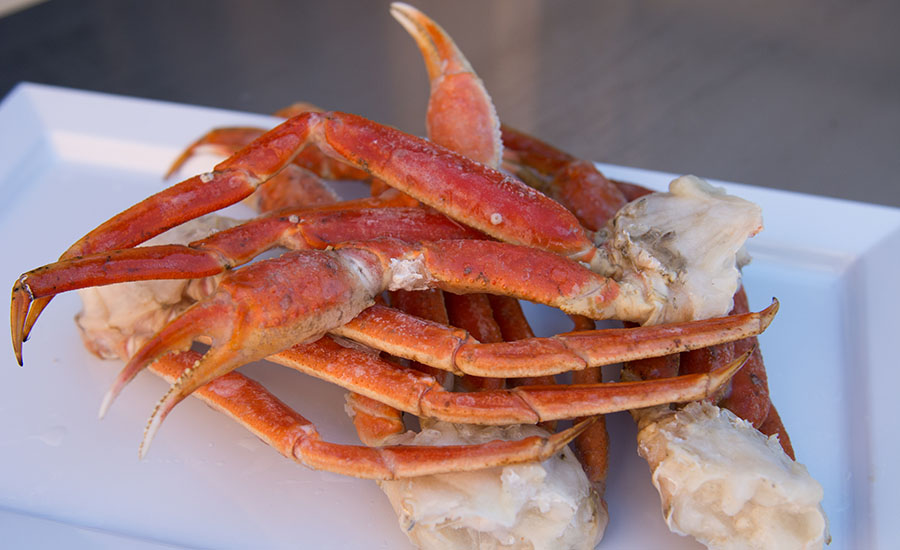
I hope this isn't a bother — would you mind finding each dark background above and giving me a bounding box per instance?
[2,0,898,206]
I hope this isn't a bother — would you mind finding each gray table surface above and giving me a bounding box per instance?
[1,0,898,207]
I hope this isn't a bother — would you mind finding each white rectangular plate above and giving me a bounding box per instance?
[1,83,897,549]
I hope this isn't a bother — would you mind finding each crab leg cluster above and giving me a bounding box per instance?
[12,5,772,489]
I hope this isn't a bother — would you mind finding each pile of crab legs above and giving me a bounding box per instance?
[9,2,790,510]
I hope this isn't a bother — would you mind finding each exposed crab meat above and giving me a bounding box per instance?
[632,401,829,550]
[594,175,763,324]
[377,421,604,550]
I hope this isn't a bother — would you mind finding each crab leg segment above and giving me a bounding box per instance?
[269,336,752,426]
[391,2,501,168]
[108,247,386,455]
[148,350,590,479]
[12,205,478,307]
[336,301,778,378]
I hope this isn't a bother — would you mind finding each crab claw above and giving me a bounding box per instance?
[95,248,384,456]
[97,296,235,420]
[391,1,501,168]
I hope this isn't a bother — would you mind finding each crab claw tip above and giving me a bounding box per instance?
[139,394,172,460]
[98,388,116,420]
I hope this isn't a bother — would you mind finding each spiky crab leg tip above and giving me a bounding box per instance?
[22,295,50,344]
[10,279,33,365]
[712,346,757,390]
[760,298,779,329]
[533,417,598,461]
[139,389,177,460]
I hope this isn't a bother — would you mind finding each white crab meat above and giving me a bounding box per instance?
[378,421,606,550]
[75,215,239,360]
[597,175,763,324]
[633,402,829,550]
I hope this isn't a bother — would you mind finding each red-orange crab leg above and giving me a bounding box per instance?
[12,205,479,308]
[14,207,774,381]
[564,314,610,490]
[148,350,591,479]
[712,286,794,457]
[267,335,752,426]
[15,110,597,361]
[335,297,778,379]
[391,1,501,168]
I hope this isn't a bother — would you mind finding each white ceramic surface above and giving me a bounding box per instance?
[1,83,896,549]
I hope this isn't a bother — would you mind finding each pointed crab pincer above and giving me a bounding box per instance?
[390,1,502,168]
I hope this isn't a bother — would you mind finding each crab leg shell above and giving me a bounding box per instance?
[18,115,324,343]
[715,287,772,426]
[391,2,501,168]
[320,115,594,259]
[392,0,512,396]
[268,336,751,426]
[563,314,610,489]
[104,248,386,455]
[348,238,626,320]
[108,235,773,455]
[444,292,506,391]
[90,236,774,431]
[384,288,454,389]
[148,350,590,479]
[333,301,778,378]
[13,206,478,303]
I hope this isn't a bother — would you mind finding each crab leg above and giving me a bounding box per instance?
[701,285,794,457]
[346,392,407,447]
[267,335,751,426]
[391,2,501,168]
[147,350,590,479]
[12,205,477,308]
[166,128,371,184]
[336,302,777,378]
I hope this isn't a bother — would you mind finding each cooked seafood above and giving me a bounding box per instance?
[8,3,827,549]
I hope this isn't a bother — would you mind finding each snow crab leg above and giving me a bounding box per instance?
[266,335,754,427]
[146,350,591,479]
